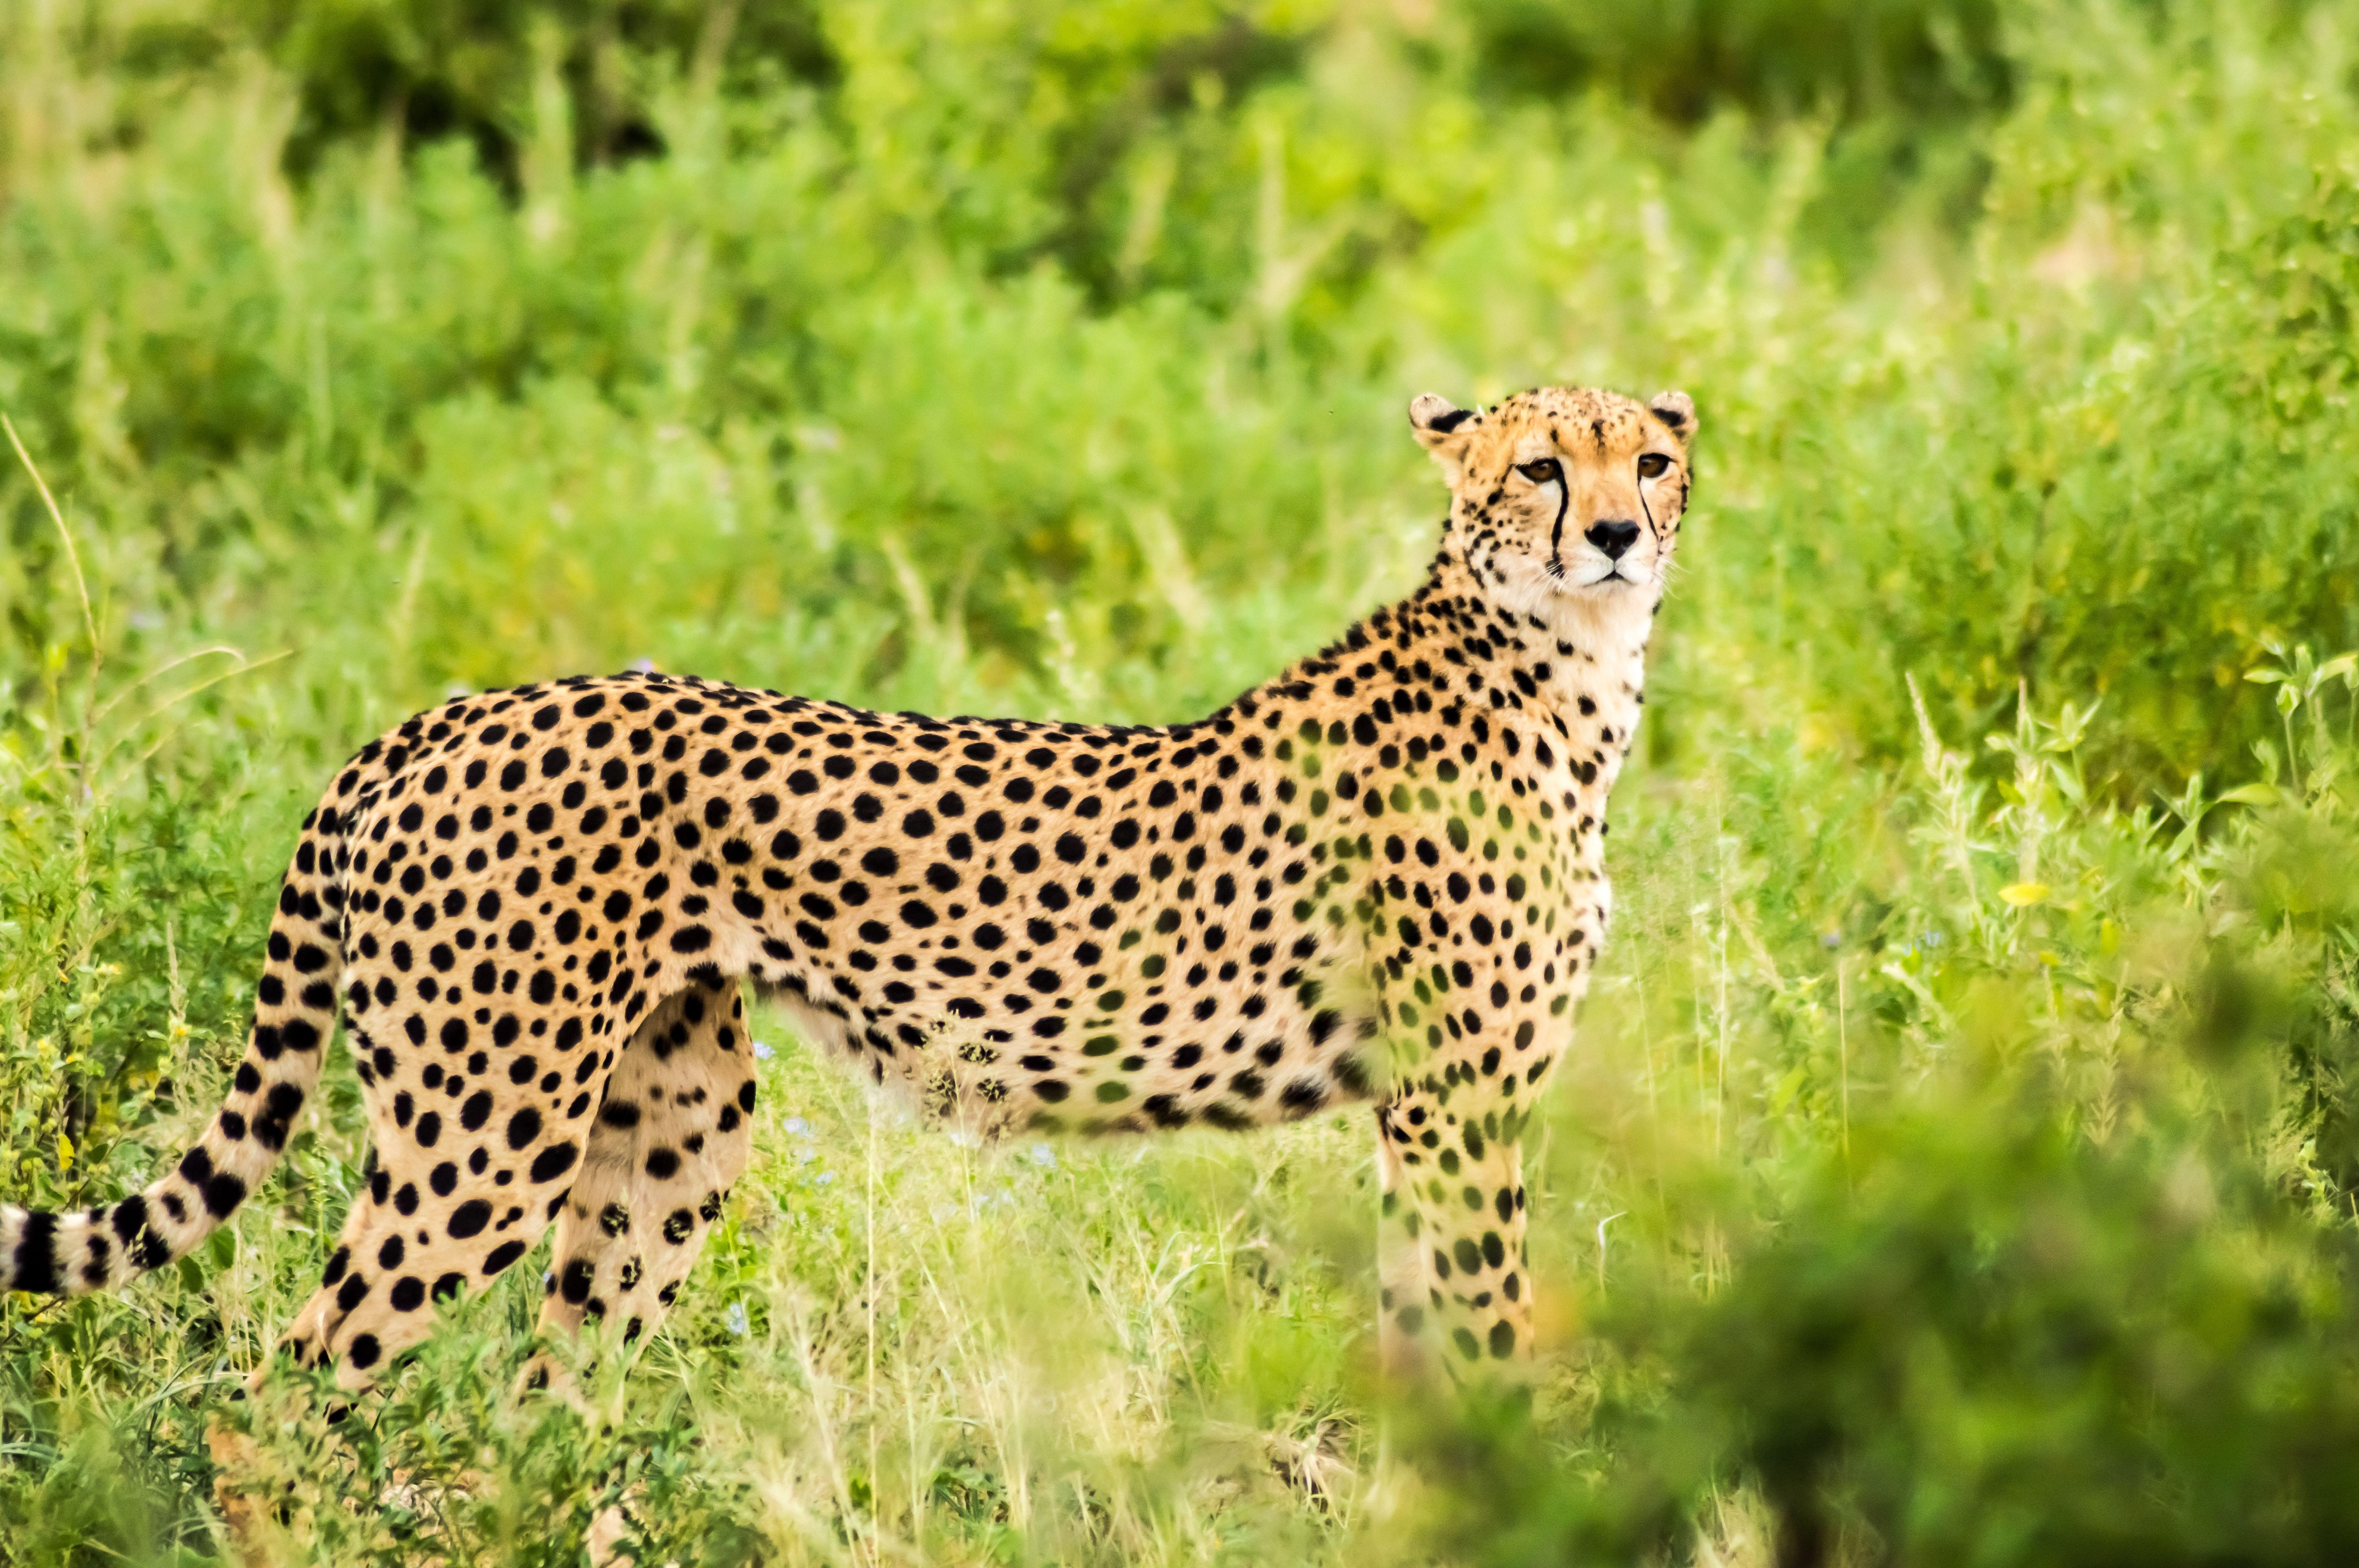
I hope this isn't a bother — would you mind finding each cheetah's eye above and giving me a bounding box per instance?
[1636,453,1672,480]
[1515,459,1561,484]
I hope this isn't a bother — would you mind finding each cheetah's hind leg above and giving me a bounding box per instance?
[269,1013,613,1388]
[523,967,759,1398]
[514,970,758,1566]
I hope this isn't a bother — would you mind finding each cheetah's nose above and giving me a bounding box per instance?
[1584,519,1641,561]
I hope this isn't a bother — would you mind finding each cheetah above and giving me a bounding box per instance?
[2,384,1695,1387]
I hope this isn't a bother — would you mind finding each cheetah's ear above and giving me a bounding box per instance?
[1408,393,1477,476]
[1647,390,1697,445]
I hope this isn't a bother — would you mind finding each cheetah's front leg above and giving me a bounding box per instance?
[1377,1085,1534,1379]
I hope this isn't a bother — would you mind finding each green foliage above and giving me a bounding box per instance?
[5,0,2359,1561]
[233,0,838,182]
[1676,1100,2359,1566]
[1460,0,2013,125]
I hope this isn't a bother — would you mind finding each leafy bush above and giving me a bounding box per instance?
[1461,0,2012,125]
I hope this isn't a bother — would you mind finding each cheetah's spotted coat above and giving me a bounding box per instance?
[2,385,1696,1381]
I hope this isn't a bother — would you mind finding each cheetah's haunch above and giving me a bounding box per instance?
[3,385,1695,1384]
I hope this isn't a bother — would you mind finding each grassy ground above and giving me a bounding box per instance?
[6,0,2359,1562]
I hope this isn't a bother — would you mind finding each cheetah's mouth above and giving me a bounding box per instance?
[1544,559,1641,593]
[1528,554,1642,596]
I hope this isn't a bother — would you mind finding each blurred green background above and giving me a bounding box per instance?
[5,0,2359,1562]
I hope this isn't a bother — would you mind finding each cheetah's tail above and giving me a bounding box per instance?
[1,803,349,1296]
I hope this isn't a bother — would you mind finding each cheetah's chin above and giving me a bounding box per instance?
[1496,562,1657,626]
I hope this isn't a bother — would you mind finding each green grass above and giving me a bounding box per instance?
[6,0,2359,1561]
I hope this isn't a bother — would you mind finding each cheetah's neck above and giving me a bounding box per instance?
[1420,543,1654,772]
[1243,546,1655,862]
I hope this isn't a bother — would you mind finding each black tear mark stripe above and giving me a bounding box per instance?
[1547,470,1571,573]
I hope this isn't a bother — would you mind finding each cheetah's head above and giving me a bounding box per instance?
[1409,385,1696,618]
